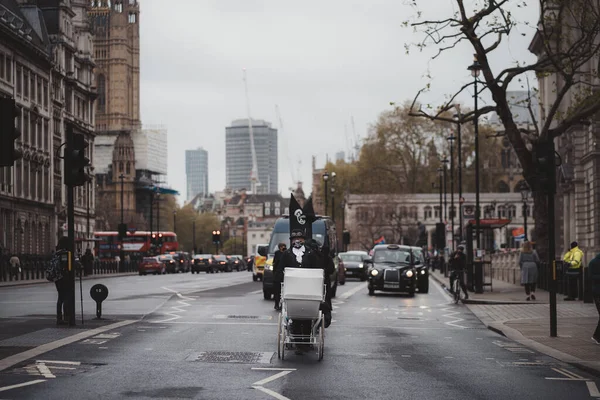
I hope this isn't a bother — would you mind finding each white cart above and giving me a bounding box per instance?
[277,267,325,361]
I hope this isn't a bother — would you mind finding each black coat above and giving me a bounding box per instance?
[279,245,333,285]
[450,251,467,270]
[273,250,285,282]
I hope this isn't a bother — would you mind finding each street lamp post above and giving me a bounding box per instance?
[322,171,329,216]
[233,228,237,254]
[453,110,463,242]
[468,54,483,250]
[442,157,449,222]
[520,183,530,241]
[447,135,456,252]
[331,187,336,222]
[437,167,443,223]
[192,219,196,254]
[340,198,346,252]
[173,210,177,234]
[119,174,125,271]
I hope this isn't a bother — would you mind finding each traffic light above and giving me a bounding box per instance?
[151,233,157,245]
[532,140,556,194]
[0,98,22,167]
[158,233,163,245]
[64,125,92,187]
[343,230,351,246]
[212,230,221,243]
[118,223,127,240]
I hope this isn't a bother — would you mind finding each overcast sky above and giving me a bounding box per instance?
[138,0,540,203]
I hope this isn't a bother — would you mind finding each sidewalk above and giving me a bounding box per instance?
[430,268,600,376]
[0,272,139,288]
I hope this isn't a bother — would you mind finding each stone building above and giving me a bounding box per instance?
[0,0,96,254]
[529,7,600,262]
[344,193,534,252]
[90,0,144,231]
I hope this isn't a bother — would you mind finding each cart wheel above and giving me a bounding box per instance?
[277,313,282,359]
[281,323,286,361]
[318,323,324,361]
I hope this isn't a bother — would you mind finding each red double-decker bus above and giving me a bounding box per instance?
[93,231,179,260]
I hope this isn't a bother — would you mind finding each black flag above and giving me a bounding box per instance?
[289,193,308,240]
[302,196,318,239]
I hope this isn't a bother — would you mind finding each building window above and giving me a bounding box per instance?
[252,234,256,238]
[424,206,432,220]
[275,207,280,215]
[126,162,130,174]
[434,206,440,219]
[128,12,136,23]
[260,233,264,238]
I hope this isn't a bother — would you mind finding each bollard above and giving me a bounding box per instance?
[90,284,109,319]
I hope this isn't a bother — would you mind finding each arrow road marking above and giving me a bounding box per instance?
[252,368,294,400]
[252,370,292,386]
[0,379,46,393]
[253,386,291,400]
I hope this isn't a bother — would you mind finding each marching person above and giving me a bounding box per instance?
[272,242,287,311]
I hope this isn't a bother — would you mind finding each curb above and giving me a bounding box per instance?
[480,318,600,379]
[0,272,139,288]
[428,272,542,305]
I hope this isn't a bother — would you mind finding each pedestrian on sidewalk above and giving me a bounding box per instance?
[563,241,584,300]
[589,252,600,344]
[519,241,539,301]
[9,253,21,280]
[52,237,72,325]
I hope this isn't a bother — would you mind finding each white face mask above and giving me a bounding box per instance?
[292,239,304,249]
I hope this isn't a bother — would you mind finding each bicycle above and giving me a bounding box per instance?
[450,270,465,304]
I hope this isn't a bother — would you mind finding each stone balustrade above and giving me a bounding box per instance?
[490,250,521,285]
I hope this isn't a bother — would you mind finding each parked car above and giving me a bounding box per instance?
[158,254,178,273]
[365,244,417,296]
[138,256,165,275]
[192,254,216,273]
[338,251,370,281]
[410,246,429,293]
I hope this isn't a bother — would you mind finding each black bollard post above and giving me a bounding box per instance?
[90,284,109,319]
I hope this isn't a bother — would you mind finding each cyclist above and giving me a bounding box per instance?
[449,245,469,300]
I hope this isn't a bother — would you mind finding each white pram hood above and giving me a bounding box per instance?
[283,267,324,301]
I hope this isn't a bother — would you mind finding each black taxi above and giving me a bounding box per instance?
[366,244,417,296]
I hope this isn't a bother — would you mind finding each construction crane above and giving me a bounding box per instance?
[276,104,298,190]
[243,68,261,194]
[351,115,360,161]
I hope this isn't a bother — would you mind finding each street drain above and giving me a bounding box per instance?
[187,351,273,364]
[397,317,422,320]
[228,315,259,319]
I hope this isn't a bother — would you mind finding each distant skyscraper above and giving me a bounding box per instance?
[186,148,209,202]
[336,151,345,162]
[226,119,278,194]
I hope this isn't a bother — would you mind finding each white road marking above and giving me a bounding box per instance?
[0,320,136,372]
[92,333,120,339]
[253,370,293,386]
[0,379,46,393]
[250,290,262,295]
[99,347,108,349]
[153,287,196,323]
[43,366,75,370]
[552,368,585,380]
[587,381,600,397]
[35,362,55,378]
[441,307,468,329]
[252,368,297,371]
[338,283,368,299]
[253,385,292,400]
[80,339,108,345]
[36,360,81,365]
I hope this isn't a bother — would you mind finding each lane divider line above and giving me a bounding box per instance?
[0,379,46,393]
[0,320,136,372]
[338,282,368,299]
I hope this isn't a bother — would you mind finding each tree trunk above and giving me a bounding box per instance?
[532,190,550,263]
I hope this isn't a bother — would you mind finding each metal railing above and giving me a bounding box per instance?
[0,255,139,283]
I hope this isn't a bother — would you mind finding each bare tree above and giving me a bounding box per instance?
[406,0,600,259]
